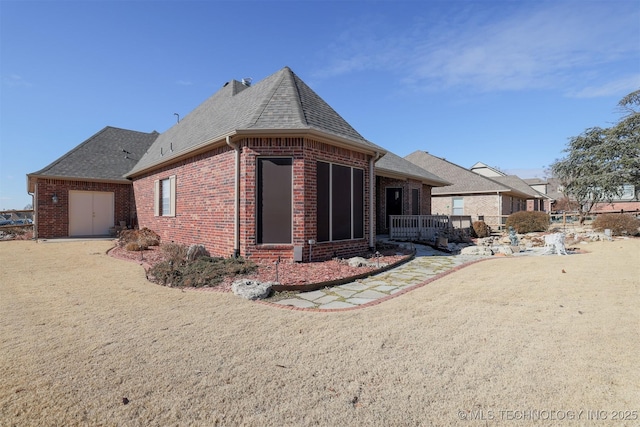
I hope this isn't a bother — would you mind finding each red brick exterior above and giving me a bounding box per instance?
[33,178,135,239]
[375,176,433,234]
[133,137,376,262]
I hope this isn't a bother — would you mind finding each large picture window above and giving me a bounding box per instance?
[257,158,292,244]
[317,161,364,242]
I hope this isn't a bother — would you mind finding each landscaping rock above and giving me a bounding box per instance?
[232,279,273,300]
[460,246,493,256]
[186,244,209,262]
[347,257,373,268]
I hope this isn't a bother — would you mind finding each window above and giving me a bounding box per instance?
[154,175,176,217]
[411,189,420,215]
[317,161,364,242]
[257,158,292,244]
[452,197,464,215]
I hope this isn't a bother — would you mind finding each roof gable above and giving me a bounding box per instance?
[490,175,548,198]
[376,151,450,187]
[405,151,513,195]
[28,126,158,187]
[128,67,384,176]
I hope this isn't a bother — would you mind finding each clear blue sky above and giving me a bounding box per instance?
[1,0,638,210]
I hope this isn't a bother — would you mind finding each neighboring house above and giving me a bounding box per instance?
[471,162,551,211]
[27,127,159,239]
[590,184,640,213]
[374,151,451,234]
[405,151,534,228]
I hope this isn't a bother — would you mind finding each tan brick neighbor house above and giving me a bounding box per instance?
[27,67,449,261]
[404,151,545,229]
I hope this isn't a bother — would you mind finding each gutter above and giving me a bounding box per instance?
[369,151,382,251]
[226,135,241,258]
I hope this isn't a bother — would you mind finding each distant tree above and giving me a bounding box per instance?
[551,89,640,223]
[24,204,33,210]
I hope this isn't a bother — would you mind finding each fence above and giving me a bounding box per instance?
[0,209,34,228]
[389,215,472,242]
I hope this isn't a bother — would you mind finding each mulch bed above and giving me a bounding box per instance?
[108,243,414,293]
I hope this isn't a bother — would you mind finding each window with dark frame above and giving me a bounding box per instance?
[316,161,364,242]
[257,158,292,244]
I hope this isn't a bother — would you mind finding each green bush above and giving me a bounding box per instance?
[472,220,491,238]
[149,256,258,288]
[505,211,550,233]
[592,213,640,236]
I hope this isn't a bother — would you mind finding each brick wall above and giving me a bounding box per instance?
[376,176,433,234]
[34,178,134,238]
[132,137,375,262]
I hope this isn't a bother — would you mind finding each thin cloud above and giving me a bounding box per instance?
[2,74,32,88]
[176,80,193,86]
[316,2,639,96]
[568,75,640,99]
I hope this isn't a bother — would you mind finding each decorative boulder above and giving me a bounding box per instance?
[186,244,209,262]
[232,279,273,300]
[347,257,372,267]
[460,246,494,256]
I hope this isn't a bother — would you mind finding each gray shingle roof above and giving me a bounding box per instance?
[128,66,385,176]
[490,175,548,199]
[404,151,531,198]
[28,126,158,183]
[376,151,450,187]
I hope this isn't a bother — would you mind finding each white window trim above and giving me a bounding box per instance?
[154,175,176,217]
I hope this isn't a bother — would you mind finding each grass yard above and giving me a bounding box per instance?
[1,238,639,426]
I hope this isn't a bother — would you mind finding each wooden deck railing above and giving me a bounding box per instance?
[389,215,472,241]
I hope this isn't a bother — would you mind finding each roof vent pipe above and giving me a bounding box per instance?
[241,78,252,87]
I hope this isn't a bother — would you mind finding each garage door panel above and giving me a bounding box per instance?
[93,192,114,235]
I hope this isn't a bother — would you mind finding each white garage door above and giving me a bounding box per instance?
[69,191,114,236]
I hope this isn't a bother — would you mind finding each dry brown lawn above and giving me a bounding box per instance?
[1,238,639,426]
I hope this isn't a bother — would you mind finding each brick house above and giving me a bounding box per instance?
[375,151,450,234]
[27,67,451,261]
[470,162,551,212]
[125,67,396,262]
[27,127,158,238]
[405,151,535,229]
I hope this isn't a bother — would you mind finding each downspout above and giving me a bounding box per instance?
[226,136,241,258]
[498,191,503,229]
[369,152,382,251]
[27,177,36,240]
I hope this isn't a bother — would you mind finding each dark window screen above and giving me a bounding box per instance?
[257,158,292,244]
[317,161,364,242]
[412,189,419,215]
[317,162,330,242]
[332,164,352,240]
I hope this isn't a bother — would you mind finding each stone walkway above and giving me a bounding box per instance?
[268,243,493,311]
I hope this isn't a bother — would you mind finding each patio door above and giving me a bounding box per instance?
[69,190,114,236]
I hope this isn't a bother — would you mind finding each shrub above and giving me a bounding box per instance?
[149,256,258,288]
[592,213,640,236]
[118,227,161,251]
[161,243,189,264]
[505,211,550,234]
[472,220,491,238]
